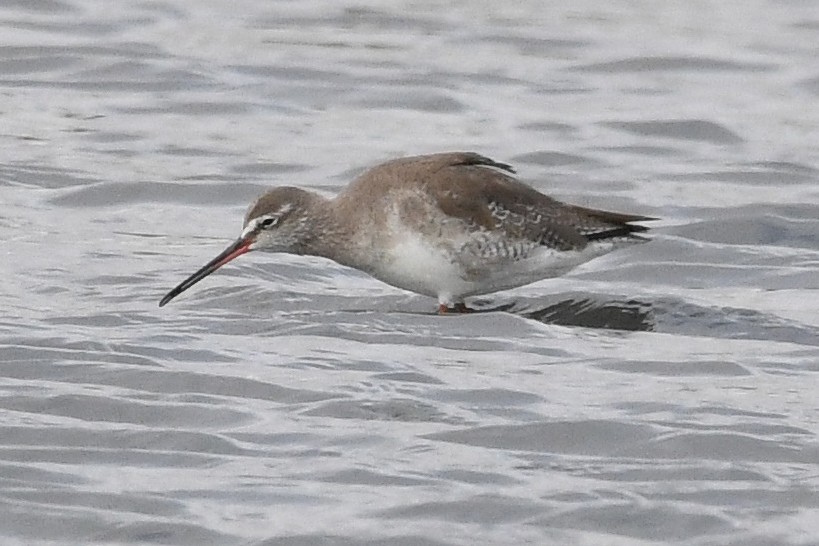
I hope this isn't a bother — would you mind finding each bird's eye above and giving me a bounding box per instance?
[260,217,277,228]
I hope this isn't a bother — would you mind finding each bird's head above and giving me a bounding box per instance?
[159,187,319,307]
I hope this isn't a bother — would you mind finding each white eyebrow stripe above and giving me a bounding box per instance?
[240,222,258,239]
[242,202,296,238]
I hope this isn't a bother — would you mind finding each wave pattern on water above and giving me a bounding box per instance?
[1,1,819,545]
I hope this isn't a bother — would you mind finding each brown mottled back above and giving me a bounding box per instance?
[337,152,653,251]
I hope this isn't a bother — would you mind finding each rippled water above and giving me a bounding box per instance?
[2,1,819,545]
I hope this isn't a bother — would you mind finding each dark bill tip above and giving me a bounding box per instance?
[159,237,252,307]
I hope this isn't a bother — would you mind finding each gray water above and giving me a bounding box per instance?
[2,1,819,545]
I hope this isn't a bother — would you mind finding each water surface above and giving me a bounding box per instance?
[2,1,819,545]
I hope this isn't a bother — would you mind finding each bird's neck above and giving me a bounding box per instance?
[293,194,356,264]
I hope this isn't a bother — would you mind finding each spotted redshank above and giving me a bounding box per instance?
[159,152,655,313]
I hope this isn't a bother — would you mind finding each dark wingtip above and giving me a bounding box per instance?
[487,160,516,174]
[626,222,650,233]
[629,215,660,223]
[584,220,654,241]
[458,153,516,174]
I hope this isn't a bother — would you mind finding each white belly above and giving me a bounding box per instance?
[365,230,627,305]
[368,234,477,302]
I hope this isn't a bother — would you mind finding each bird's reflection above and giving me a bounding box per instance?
[479,293,654,331]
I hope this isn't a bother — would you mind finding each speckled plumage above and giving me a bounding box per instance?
[160,152,655,311]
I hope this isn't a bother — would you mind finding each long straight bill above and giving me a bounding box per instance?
[159,237,252,307]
